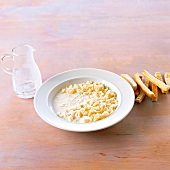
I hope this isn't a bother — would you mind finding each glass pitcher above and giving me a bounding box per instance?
[1,45,42,98]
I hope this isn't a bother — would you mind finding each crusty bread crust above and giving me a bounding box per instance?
[121,74,137,90]
[142,70,169,92]
[134,72,155,99]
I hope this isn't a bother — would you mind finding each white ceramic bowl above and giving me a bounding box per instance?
[34,68,135,132]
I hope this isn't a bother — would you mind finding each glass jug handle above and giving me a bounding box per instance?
[1,54,14,74]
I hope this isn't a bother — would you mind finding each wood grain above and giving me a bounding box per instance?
[0,0,170,169]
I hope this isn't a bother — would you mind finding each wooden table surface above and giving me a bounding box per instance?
[0,0,170,169]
